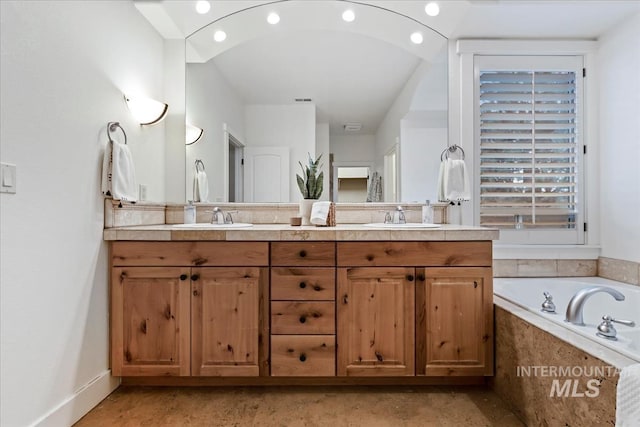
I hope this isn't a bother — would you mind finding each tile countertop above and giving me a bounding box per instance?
[103,224,499,241]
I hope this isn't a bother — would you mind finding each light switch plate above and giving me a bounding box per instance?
[0,163,16,194]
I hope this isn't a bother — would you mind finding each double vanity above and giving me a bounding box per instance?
[105,205,498,386]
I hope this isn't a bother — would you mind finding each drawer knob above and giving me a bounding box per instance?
[406,274,414,282]
[191,274,199,281]
[299,316,306,324]
[299,353,307,362]
[417,274,425,282]
[299,281,307,289]
[299,250,307,258]
[179,274,188,281]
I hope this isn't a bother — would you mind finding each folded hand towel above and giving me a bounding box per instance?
[616,363,640,426]
[437,161,445,202]
[311,201,331,225]
[195,170,209,202]
[443,158,470,202]
[111,140,138,202]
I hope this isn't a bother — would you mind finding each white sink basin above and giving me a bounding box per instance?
[173,223,253,229]
[363,223,441,228]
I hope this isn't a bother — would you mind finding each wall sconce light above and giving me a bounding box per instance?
[124,94,168,125]
[186,123,204,145]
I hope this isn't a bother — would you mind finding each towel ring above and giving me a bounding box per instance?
[195,159,205,172]
[107,122,127,145]
[440,145,465,161]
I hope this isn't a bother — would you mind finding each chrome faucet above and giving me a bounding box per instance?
[210,207,233,224]
[565,286,626,325]
[384,206,406,224]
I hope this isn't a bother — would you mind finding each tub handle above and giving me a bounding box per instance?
[596,315,636,341]
[541,292,556,313]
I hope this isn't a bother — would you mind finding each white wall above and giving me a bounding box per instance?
[0,2,165,426]
[598,13,640,263]
[164,40,186,203]
[331,134,376,164]
[186,61,245,203]
[315,122,330,201]
[244,104,316,202]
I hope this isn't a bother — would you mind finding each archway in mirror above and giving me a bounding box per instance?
[185,0,448,204]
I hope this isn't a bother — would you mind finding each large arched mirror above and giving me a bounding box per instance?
[185,0,448,203]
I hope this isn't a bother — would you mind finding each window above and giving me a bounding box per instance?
[475,56,585,244]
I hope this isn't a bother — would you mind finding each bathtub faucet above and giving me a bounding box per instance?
[565,286,626,326]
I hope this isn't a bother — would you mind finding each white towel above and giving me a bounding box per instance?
[443,158,470,202]
[437,161,445,202]
[194,169,209,202]
[310,201,331,225]
[110,140,138,202]
[616,363,640,426]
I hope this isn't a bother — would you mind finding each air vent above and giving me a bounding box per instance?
[294,98,313,102]
[344,123,362,132]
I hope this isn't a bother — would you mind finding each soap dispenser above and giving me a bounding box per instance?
[422,200,433,224]
[184,200,196,224]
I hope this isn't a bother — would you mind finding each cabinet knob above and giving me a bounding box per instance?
[474,281,478,288]
[191,274,199,281]
[299,250,307,258]
[193,290,199,297]
[299,316,306,324]
[406,274,414,282]
[299,353,307,362]
[179,274,188,281]
[299,281,307,289]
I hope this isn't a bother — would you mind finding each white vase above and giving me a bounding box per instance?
[299,199,316,226]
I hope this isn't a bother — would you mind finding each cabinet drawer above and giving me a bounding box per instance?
[112,242,268,267]
[271,302,335,335]
[337,241,492,267]
[271,242,335,266]
[271,335,335,376]
[271,267,335,301]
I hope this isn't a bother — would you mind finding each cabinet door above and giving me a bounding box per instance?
[111,267,191,376]
[418,267,493,376]
[191,267,268,376]
[337,267,415,376]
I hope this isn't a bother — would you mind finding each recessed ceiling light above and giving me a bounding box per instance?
[195,1,210,14]
[342,9,355,22]
[267,12,280,25]
[410,32,424,44]
[213,30,227,42]
[425,2,440,17]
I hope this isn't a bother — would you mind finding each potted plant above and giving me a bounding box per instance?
[296,153,323,225]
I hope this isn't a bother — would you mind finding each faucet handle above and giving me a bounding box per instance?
[541,292,556,313]
[606,315,635,327]
[224,212,234,224]
[384,212,392,224]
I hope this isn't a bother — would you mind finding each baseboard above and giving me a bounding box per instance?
[31,370,120,427]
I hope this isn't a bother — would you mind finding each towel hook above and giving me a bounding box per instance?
[195,159,205,172]
[440,144,465,161]
[107,122,127,145]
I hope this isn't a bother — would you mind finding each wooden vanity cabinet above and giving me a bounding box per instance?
[110,242,269,377]
[337,267,415,376]
[270,242,336,377]
[337,241,493,378]
[111,266,191,376]
[417,267,493,376]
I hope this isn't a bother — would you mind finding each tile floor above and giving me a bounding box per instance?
[74,385,525,426]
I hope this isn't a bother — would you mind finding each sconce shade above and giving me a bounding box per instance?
[124,95,168,125]
[186,124,204,145]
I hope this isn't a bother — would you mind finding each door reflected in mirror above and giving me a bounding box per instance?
[185,1,448,203]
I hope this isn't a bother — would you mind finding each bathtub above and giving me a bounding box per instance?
[494,277,640,368]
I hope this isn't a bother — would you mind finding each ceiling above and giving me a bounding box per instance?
[134,0,640,136]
